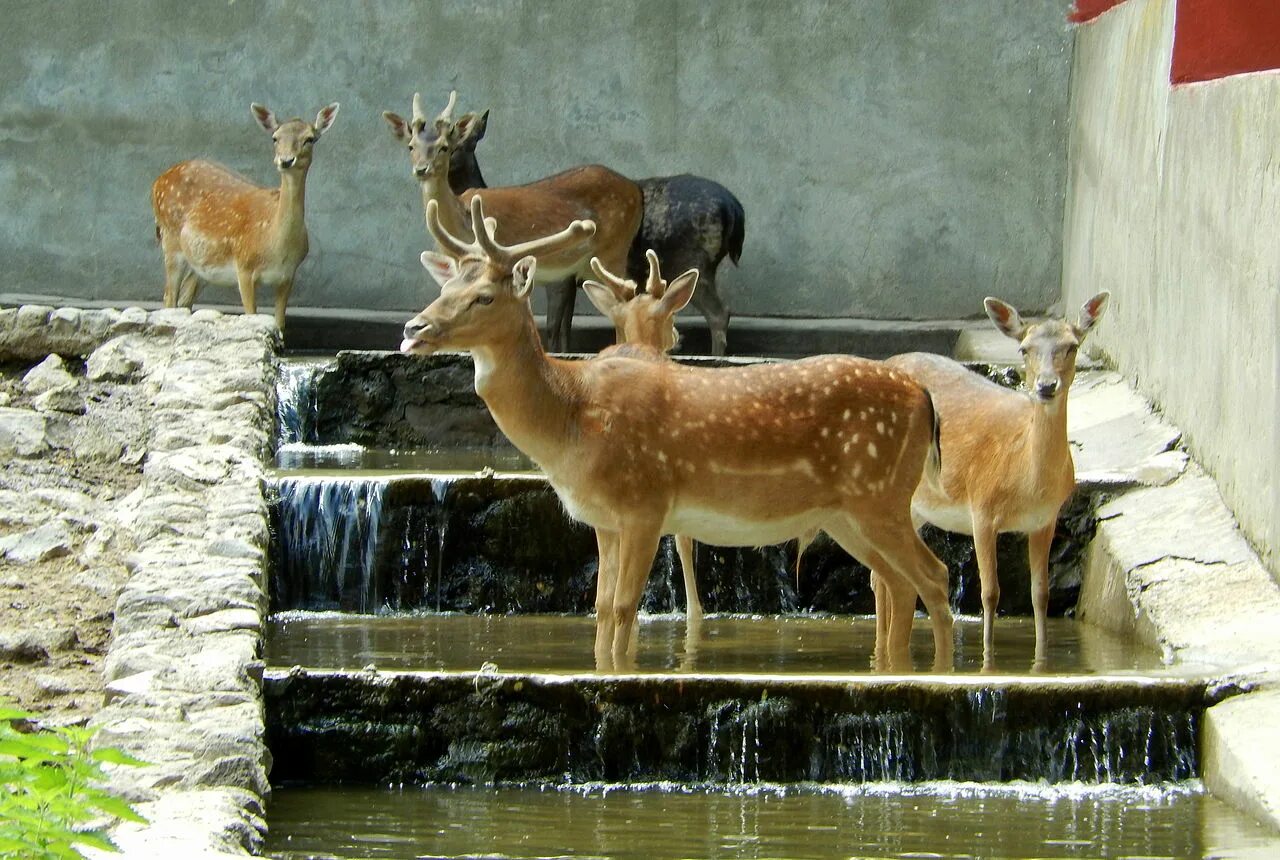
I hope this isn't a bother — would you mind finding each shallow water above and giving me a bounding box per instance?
[274,444,537,475]
[264,782,1280,860]
[266,613,1190,677]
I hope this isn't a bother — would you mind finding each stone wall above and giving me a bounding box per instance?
[0,1,1071,321]
[0,306,280,857]
[1061,0,1280,576]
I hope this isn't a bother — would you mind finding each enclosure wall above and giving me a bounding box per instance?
[0,0,1070,319]
[1062,0,1280,575]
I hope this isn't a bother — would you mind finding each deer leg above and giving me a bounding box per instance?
[874,566,919,671]
[161,251,187,308]
[971,515,1000,670]
[544,277,576,352]
[674,534,702,621]
[235,268,259,318]
[609,521,664,668]
[690,271,730,357]
[177,272,200,308]
[273,278,294,330]
[594,528,620,670]
[1027,520,1056,669]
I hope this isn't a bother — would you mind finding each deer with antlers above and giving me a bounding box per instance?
[401,196,955,671]
[868,293,1111,668]
[152,102,339,329]
[582,251,704,619]
[384,92,642,352]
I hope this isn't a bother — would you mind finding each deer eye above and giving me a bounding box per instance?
[304,136,317,145]
[473,295,494,307]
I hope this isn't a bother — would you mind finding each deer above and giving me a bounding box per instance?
[383,92,642,352]
[151,102,340,329]
[400,195,955,672]
[868,293,1111,668]
[439,103,745,356]
[582,250,703,620]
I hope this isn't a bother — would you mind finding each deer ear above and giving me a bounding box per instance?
[383,111,410,142]
[420,251,458,288]
[984,297,1027,341]
[658,269,699,316]
[1076,291,1110,337]
[512,256,537,300]
[314,102,340,136]
[583,280,623,318]
[251,103,278,133]
[453,111,487,147]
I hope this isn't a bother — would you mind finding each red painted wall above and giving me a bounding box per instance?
[1071,0,1280,83]
[1171,0,1280,84]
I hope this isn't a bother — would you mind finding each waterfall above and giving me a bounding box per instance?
[275,360,328,447]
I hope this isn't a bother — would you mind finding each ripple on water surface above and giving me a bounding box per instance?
[264,782,1280,859]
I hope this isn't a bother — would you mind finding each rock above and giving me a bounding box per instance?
[0,407,49,456]
[22,354,76,395]
[33,386,85,414]
[1,520,74,563]
[87,335,148,382]
[72,427,125,462]
[34,674,78,697]
[0,632,49,664]
[0,392,9,407]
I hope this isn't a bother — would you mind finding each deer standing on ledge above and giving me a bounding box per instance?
[384,92,642,352]
[583,251,703,620]
[401,196,954,672]
[152,103,339,329]
[873,293,1111,668]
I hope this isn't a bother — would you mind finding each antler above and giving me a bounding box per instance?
[426,196,597,267]
[411,92,426,127]
[588,257,638,300]
[642,249,666,298]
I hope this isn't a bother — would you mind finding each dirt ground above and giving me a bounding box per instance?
[0,360,146,726]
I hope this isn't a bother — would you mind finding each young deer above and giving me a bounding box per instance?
[384,92,642,352]
[152,103,339,329]
[582,251,703,619]
[401,196,955,672]
[872,293,1111,667]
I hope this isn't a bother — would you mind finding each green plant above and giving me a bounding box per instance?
[0,703,147,859]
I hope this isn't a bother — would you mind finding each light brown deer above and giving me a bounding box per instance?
[152,103,339,329]
[582,251,703,619]
[383,92,642,352]
[401,196,955,671]
[872,293,1111,668]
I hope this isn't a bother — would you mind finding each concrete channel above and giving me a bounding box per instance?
[3,305,1279,856]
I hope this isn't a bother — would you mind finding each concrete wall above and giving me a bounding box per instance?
[0,0,1071,321]
[1062,0,1280,575]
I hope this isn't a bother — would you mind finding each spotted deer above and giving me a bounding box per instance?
[871,293,1111,667]
[401,196,954,671]
[151,103,339,329]
[383,92,642,352]
[582,251,703,619]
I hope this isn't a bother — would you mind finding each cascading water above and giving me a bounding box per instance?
[275,360,326,447]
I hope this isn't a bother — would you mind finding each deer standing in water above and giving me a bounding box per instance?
[401,196,955,672]
[383,92,642,352]
[152,103,339,328]
[871,293,1111,668]
[582,251,703,620]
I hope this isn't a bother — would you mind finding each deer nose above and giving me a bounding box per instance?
[414,165,429,178]
[403,320,432,341]
[1035,378,1059,400]
[278,157,296,169]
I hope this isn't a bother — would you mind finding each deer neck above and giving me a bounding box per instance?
[448,151,487,194]
[470,315,580,468]
[273,169,308,250]
[1025,389,1071,477]
[419,175,471,244]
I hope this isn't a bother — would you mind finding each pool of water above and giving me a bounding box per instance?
[263,782,1280,859]
[274,444,537,474]
[266,613,1194,677]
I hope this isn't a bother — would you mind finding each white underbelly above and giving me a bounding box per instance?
[188,261,239,286]
[912,499,974,535]
[666,506,828,547]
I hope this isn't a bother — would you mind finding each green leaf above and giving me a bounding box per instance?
[0,707,37,723]
[90,747,148,767]
[83,793,148,825]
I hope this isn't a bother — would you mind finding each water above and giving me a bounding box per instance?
[263,782,1280,859]
[265,613,1184,676]
[274,444,537,474]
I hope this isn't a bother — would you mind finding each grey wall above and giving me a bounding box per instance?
[0,0,1072,320]
[1062,0,1280,577]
